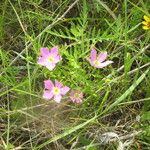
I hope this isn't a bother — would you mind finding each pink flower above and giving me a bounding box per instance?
[70,90,83,104]
[43,80,70,103]
[88,48,113,68]
[38,46,62,70]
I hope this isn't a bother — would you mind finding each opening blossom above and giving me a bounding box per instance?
[43,80,70,103]
[70,90,83,104]
[142,15,150,30]
[38,46,62,70]
[88,48,113,68]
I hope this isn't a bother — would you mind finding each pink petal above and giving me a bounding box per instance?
[76,98,82,103]
[40,47,50,57]
[44,80,54,90]
[55,55,62,63]
[43,90,53,99]
[54,95,62,103]
[89,60,95,67]
[90,48,97,62]
[45,62,56,70]
[37,57,47,66]
[50,46,59,57]
[79,92,83,99]
[70,90,75,97]
[60,86,70,95]
[98,52,107,62]
[55,80,63,88]
[97,60,113,68]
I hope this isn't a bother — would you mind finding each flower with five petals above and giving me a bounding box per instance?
[43,80,70,103]
[38,47,62,70]
[88,48,113,68]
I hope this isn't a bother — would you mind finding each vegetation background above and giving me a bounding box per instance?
[0,0,150,149]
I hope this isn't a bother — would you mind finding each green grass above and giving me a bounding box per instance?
[0,0,150,149]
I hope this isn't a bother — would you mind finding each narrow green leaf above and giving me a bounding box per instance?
[103,68,149,113]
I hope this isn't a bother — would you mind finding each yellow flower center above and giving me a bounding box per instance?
[94,60,100,66]
[74,93,80,98]
[47,56,54,62]
[52,87,60,95]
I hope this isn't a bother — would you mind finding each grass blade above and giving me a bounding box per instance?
[35,115,97,150]
[103,68,149,114]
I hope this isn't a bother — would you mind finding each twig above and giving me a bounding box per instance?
[113,62,150,81]
[104,44,150,80]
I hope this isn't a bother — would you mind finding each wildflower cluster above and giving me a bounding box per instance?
[37,14,149,104]
[38,46,113,103]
